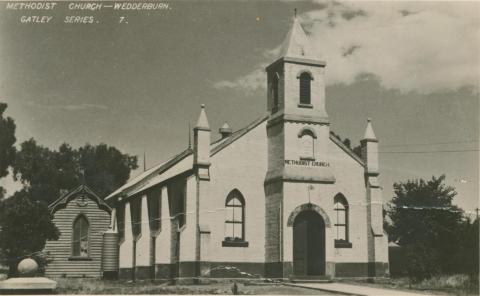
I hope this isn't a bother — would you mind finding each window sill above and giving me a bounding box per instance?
[298,103,313,109]
[222,240,249,247]
[334,240,352,248]
[68,256,93,261]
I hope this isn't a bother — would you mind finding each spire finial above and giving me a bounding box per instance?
[188,122,192,148]
[294,8,297,19]
[143,150,146,172]
[367,117,372,123]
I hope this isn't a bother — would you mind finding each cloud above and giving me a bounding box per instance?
[61,103,108,111]
[214,1,479,95]
[213,67,266,94]
[26,101,108,111]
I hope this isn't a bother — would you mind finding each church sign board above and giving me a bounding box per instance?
[284,159,330,167]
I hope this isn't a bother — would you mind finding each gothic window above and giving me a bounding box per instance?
[272,73,279,111]
[72,215,89,257]
[334,194,352,248]
[224,190,245,243]
[299,72,312,105]
[298,128,316,160]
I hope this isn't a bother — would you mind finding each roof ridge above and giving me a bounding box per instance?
[105,148,193,200]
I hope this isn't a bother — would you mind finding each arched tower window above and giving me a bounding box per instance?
[299,72,312,105]
[298,128,316,160]
[334,194,352,247]
[272,73,279,111]
[72,214,89,257]
[224,189,245,242]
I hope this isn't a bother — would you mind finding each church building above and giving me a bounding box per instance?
[106,16,389,280]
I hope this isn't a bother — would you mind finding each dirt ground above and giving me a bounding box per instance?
[55,278,333,295]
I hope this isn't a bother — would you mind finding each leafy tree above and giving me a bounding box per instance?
[454,218,479,276]
[0,103,16,199]
[78,143,138,198]
[0,189,59,276]
[342,138,351,148]
[386,175,464,280]
[13,140,138,204]
[352,145,362,158]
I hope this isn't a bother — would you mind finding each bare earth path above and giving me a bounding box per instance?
[286,282,444,296]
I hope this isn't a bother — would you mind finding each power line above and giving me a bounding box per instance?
[379,149,479,154]
[380,139,478,148]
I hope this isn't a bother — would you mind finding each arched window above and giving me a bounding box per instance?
[299,72,312,105]
[272,73,279,111]
[334,194,351,247]
[224,190,245,243]
[72,215,89,257]
[298,128,316,160]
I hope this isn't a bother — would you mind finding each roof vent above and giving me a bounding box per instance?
[219,122,232,139]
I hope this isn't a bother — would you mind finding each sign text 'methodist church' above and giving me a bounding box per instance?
[105,16,389,280]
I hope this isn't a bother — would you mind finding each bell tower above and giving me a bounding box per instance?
[264,15,335,278]
[265,16,334,185]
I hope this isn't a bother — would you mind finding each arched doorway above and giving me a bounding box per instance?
[293,210,325,276]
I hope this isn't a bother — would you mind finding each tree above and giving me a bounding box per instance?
[0,189,59,276]
[0,103,16,199]
[386,175,464,280]
[78,143,138,198]
[13,141,138,204]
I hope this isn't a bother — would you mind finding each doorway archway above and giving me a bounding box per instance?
[293,210,326,276]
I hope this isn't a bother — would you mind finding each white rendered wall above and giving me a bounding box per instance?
[202,121,268,263]
[119,202,133,269]
[155,186,172,264]
[135,195,150,267]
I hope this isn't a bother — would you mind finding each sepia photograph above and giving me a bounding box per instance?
[0,0,478,295]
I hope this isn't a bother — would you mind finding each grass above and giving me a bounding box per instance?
[341,274,479,296]
[54,278,330,295]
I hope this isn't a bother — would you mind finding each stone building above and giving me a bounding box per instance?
[106,17,389,280]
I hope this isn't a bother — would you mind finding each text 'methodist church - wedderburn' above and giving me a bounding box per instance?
[105,16,389,280]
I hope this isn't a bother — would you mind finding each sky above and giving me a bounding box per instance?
[0,1,478,215]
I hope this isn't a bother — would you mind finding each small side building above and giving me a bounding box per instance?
[44,185,111,278]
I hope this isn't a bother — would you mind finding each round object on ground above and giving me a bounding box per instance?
[17,258,38,277]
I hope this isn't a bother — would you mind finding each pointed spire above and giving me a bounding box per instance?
[195,104,210,130]
[363,117,377,141]
[278,12,319,61]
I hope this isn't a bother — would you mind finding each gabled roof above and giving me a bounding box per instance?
[278,17,319,61]
[49,184,111,214]
[211,114,269,156]
[329,133,365,167]
[105,148,193,200]
[107,114,365,202]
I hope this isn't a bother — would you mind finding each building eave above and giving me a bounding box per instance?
[329,134,366,167]
[48,184,111,214]
[105,148,193,201]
